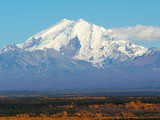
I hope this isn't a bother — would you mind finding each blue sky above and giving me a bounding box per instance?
[0,0,160,48]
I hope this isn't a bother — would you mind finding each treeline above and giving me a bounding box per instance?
[0,96,159,119]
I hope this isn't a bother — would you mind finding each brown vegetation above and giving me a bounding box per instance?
[0,97,160,119]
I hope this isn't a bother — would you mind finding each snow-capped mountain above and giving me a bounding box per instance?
[0,19,160,90]
[17,19,148,67]
[129,48,160,67]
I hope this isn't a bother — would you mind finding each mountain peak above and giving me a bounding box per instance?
[75,19,90,25]
[76,18,87,22]
[59,18,74,23]
[16,19,148,67]
[58,18,89,23]
[61,18,69,21]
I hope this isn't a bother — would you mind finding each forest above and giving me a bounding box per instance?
[0,96,159,119]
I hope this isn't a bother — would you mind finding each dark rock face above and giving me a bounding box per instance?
[60,36,81,57]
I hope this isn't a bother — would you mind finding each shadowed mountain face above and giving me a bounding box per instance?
[129,48,160,68]
[0,47,82,73]
[0,19,160,90]
[60,36,81,57]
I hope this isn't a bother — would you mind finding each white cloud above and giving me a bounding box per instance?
[111,25,160,41]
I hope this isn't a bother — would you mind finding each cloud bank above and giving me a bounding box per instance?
[111,25,160,41]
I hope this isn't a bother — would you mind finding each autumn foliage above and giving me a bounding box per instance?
[0,97,159,119]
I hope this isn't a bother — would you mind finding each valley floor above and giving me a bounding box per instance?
[0,116,160,120]
[0,96,159,119]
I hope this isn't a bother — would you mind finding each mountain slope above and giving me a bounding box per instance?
[129,48,160,67]
[17,19,148,67]
[0,45,83,74]
[0,19,160,90]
